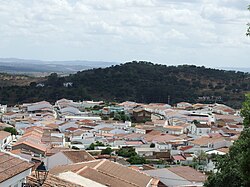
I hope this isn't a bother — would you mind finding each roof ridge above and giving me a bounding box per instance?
[98,160,153,186]
[62,150,96,163]
[76,166,88,174]
[68,159,101,166]
[110,159,154,178]
[93,159,106,169]
[96,167,140,187]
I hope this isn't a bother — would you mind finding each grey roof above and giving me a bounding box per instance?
[144,168,195,187]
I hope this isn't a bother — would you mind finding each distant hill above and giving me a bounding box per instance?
[0,61,249,108]
[217,67,250,73]
[0,58,117,76]
[0,73,44,87]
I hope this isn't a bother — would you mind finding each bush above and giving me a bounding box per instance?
[117,147,137,158]
[86,141,105,150]
[4,127,17,135]
[127,155,148,164]
[101,147,113,155]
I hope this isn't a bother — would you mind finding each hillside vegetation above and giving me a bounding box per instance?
[0,61,249,108]
[0,73,43,87]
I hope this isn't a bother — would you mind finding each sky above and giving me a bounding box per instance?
[0,0,249,68]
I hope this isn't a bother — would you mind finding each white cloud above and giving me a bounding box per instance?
[163,29,188,40]
[0,0,249,67]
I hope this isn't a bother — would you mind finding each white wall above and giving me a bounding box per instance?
[0,168,31,187]
[44,152,72,170]
[59,122,78,132]
[0,135,12,149]
[196,128,211,136]
[155,143,172,150]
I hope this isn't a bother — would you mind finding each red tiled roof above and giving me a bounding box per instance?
[13,140,47,153]
[62,150,95,163]
[66,127,78,131]
[27,173,82,187]
[172,155,185,161]
[179,146,193,151]
[51,159,154,187]
[168,166,206,182]
[0,152,33,183]
[0,131,11,140]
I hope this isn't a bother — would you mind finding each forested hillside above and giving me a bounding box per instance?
[0,61,249,108]
[0,73,43,87]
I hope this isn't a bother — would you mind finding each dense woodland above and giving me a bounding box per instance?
[0,61,249,108]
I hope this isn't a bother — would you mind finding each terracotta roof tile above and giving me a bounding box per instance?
[27,173,83,187]
[51,159,153,187]
[0,152,33,183]
[168,166,206,182]
[78,167,136,187]
[50,160,103,175]
[62,150,95,163]
[99,127,114,131]
[179,146,193,151]
[190,137,225,146]
[216,147,229,154]
[0,131,11,140]
[172,155,185,161]
[13,140,47,153]
[96,160,152,187]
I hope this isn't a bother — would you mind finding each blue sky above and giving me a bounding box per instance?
[0,0,249,68]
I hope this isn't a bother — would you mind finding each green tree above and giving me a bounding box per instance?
[241,94,250,128]
[127,155,148,164]
[196,150,207,165]
[86,143,95,150]
[4,127,17,135]
[101,147,113,155]
[205,93,250,187]
[113,113,121,121]
[101,115,109,120]
[117,147,137,157]
[86,141,105,150]
[192,120,200,125]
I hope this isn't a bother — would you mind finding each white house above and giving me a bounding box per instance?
[1,112,17,124]
[99,127,114,134]
[176,102,193,109]
[0,104,7,114]
[44,150,95,170]
[212,103,235,115]
[187,112,215,125]
[165,125,184,135]
[187,123,211,136]
[26,101,53,113]
[226,124,243,132]
[135,127,147,134]
[58,122,79,132]
[0,131,12,149]
[155,142,172,150]
[60,107,80,116]
[0,151,33,187]
[135,147,160,157]
[82,101,104,108]
[189,137,231,152]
